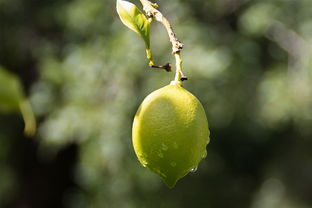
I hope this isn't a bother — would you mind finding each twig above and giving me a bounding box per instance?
[140,0,186,81]
[151,63,172,72]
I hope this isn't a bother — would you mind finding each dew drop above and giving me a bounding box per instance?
[161,143,168,151]
[155,169,166,178]
[170,162,176,167]
[158,152,164,158]
[190,167,198,173]
[139,153,148,159]
[141,160,148,167]
[206,137,210,145]
[173,142,179,149]
[202,150,207,159]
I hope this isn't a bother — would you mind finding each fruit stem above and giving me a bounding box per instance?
[174,53,182,82]
[139,0,187,82]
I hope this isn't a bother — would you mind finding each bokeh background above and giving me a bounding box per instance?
[1,0,312,207]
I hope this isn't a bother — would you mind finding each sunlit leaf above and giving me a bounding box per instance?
[0,67,23,112]
[116,0,150,48]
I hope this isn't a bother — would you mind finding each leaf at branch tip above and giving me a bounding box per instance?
[116,0,150,48]
[0,66,36,137]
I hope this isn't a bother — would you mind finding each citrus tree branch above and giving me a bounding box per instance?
[140,0,187,82]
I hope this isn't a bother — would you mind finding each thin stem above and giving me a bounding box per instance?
[19,99,36,137]
[174,53,182,82]
[174,53,188,83]
[139,0,187,82]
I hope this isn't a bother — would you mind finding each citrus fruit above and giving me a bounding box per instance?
[132,81,210,188]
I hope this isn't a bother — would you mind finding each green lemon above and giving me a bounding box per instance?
[132,81,210,188]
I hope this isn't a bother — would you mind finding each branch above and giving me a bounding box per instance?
[140,0,184,53]
[140,0,187,82]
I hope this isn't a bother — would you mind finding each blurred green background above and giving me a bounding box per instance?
[1,0,312,207]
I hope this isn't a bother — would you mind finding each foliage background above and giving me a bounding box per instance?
[1,0,312,207]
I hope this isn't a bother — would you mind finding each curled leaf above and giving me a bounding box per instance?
[116,0,150,48]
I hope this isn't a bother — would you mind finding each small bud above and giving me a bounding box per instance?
[151,63,172,72]
[181,76,188,81]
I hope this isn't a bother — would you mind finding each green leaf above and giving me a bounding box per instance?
[0,66,36,136]
[0,67,23,112]
[116,0,150,48]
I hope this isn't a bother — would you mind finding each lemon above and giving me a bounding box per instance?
[132,81,210,188]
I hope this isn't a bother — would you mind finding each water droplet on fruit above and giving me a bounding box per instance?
[202,150,207,158]
[190,167,198,173]
[158,152,164,158]
[173,142,179,149]
[170,162,176,167]
[139,153,148,158]
[155,169,166,178]
[141,160,148,167]
[161,143,168,151]
[206,137,210,145]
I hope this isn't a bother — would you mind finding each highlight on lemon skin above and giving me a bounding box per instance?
[132,82,210,188]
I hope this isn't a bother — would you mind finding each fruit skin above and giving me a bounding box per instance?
[132,82,210,188]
